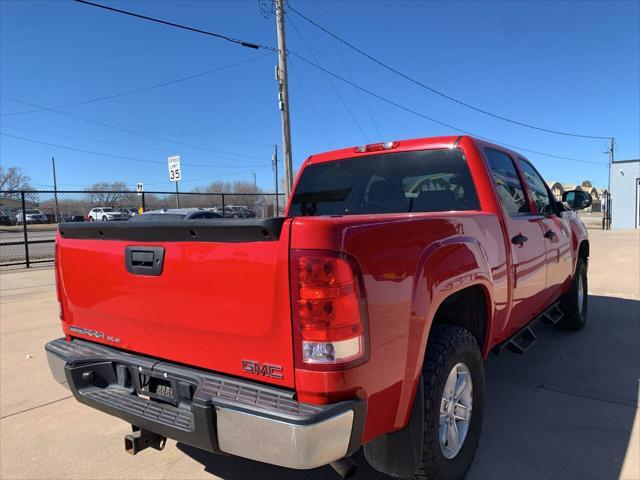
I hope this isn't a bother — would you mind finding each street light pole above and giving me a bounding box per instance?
[275,0,293,201]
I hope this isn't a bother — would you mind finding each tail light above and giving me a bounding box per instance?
[290,250,369,370]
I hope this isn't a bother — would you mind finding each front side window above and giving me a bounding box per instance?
[517,158,552,215]
[484,149,530,216]
[290,149,479,216]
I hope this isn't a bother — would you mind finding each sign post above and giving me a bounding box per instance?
[136,183,144,214]
[168,155,181,209]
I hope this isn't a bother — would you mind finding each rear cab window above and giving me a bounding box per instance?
[484,148,531,217]
[290,149,479,216]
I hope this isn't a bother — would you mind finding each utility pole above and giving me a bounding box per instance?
[607,137,615,193]
[273,144,279,216]
[252,171,257,193]
[52,157,60,222]
[275,0,293,201]
[603,137,615,230]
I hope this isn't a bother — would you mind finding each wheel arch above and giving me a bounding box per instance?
[391,237,495,436]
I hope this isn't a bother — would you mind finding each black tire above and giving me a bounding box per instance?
[409,324,485,480]
[557,257,588,331]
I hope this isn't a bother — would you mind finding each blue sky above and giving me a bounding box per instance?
[1,0,638,192]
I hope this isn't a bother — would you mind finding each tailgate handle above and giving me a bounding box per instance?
[125,246,164,276]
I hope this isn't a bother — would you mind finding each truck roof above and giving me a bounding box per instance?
[307,135,463,165]
[306,135,525,166]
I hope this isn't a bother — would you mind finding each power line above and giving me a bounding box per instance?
[287,60,333,147]
[287,4,612,141]
[74,0,269,51]
[289,53,607,166]
[1,95,269,162]
[0,133,265,169]
[1,54,271,117]
[64,3,607,166]
[287,16,370,143]
[309,6,384,140]
[0,126,264,164]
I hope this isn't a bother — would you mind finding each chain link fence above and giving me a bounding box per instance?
[0,190,285,268]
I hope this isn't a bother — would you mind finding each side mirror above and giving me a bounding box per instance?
[562,190,592,211]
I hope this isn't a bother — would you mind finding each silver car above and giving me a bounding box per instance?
[15,209,47,224]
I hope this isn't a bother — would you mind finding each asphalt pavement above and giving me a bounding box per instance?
[0,229,638,480]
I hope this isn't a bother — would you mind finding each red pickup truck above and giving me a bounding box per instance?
[46,135,591,479]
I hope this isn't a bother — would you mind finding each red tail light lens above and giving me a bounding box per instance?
[291,250,369,369]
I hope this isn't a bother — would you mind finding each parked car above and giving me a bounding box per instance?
[225,205,255,218]
[118,207,138,218]
[63,214,85,223]
[88,207,126,222]
[47,135,591,479]
[209,207,234,218]
[131,208,223,221]
[15,209,47,224]
[0,210,15,226]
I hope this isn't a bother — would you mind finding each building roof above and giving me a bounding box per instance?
[611,159,639,164]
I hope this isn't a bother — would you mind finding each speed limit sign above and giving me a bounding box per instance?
[168,155,181,182]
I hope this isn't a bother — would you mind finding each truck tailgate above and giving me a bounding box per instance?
[56,219,295,388]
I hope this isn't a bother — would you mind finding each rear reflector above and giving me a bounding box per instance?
[355,141,399,153]
[291,250,369,369]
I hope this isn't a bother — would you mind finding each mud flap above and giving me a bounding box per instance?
[363,376,424,477]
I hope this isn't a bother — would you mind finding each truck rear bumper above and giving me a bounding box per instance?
[45,338,364,470]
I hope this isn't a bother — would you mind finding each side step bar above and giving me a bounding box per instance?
[495,301,563,355]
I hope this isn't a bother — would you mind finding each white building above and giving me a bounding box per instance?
[610,159,640,229]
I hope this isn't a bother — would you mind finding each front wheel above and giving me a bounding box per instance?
[409,324,485,480]
[557,257,588,330]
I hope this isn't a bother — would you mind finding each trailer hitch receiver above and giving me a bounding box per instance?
[124,426,167,455]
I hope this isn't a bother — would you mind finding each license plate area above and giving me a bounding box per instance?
[120,366,195,407]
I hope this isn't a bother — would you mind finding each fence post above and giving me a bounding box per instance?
[141,192,146,212]
[221,193,225,217]
[21,191,30,268]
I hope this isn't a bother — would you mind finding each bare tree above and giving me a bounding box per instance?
[85,181,129,207]
[0,166,32,197]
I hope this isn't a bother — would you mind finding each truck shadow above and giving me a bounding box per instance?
[178,294,639,480]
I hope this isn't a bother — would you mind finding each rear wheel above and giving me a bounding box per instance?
[557,257,588,331]
[409,324,485,480]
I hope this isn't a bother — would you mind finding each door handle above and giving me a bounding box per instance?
[511,234,528,247]
[543,230,557,240]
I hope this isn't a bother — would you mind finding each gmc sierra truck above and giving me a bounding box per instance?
[46,135,592,479]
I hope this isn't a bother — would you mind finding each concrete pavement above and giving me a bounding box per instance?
[1,229,638,479]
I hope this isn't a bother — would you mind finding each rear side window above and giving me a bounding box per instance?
[290,149,479,216]
[517,158,552,215]
[484,149,530,216]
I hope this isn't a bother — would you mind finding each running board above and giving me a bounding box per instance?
[495,301,562,355]
[541,304,564,325]
[506,326,537,354]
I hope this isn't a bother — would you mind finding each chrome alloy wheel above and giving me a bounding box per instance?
[439,362,473,459]
[577,275,585,314]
